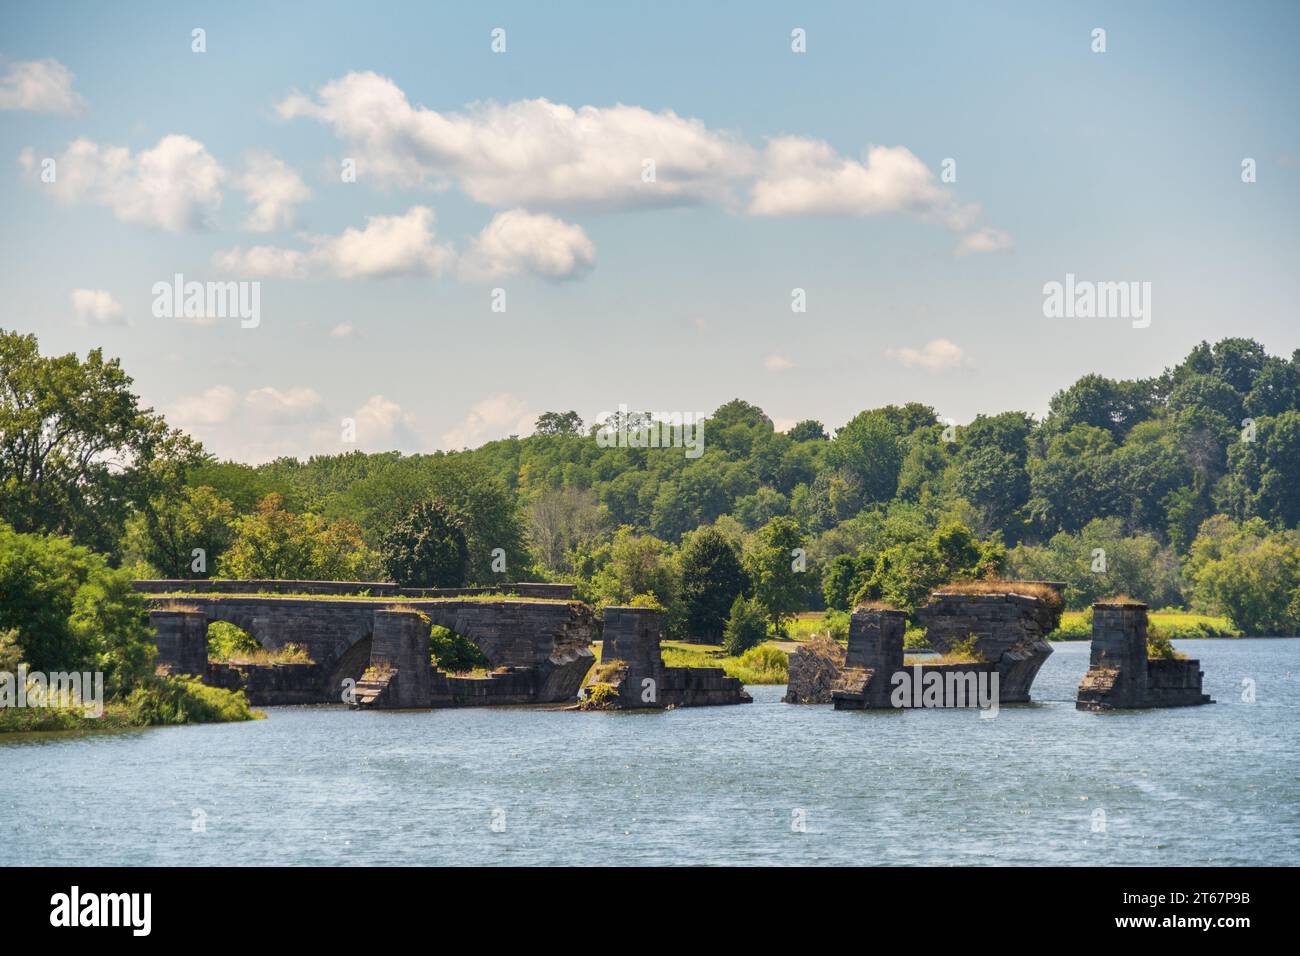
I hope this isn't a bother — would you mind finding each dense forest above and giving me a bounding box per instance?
[4,329,1300,664]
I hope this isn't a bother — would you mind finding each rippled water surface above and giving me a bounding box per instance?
[3,639,1297,865]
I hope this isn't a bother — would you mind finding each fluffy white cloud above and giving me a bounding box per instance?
[244,386,324,421]
[70,288,124,325]
[885,338,969,371]
[24,134,224,231]
[0,58,85,113]
[169,385,240,427]
[442,393,535,449]
[764,354,794,372]
[348,394,418,451]
[459,209,595,281]
[329,322,354,338]
[955,226,1013,256]
[235,152,310,232]
[751,138,979,230]
[277,71,754,207]
[213,205,452,279]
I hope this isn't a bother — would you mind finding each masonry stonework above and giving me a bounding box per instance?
[1076,601,1212,710]
[588,606,751,709]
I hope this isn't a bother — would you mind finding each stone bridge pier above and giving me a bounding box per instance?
[1077,601,1213,710]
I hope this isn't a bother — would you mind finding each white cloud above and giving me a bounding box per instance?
[750,138,979,230]
[459,209,595,281]
[885,338,969,372]
[170,385,240,427]
[213,205,452,279]
[0,58,85,114]
[349,394,418,451]
[329,322,354,338]
[955,226,1014,256]
[442,393,535,449]
[24,134,224,231]
[244,386,324,422]
[235,152,310,232]
[70,288,124,325]
[764,354,794,372]
[277,71,754,208]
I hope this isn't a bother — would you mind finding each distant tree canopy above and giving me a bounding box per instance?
[6,329,1300,638]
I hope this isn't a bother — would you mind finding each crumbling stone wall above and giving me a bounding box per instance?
[588,607,751,709]
[147,594,596,706]
[1077,601,1212,710]
[782,635,846,703]
[916,585,1063,703]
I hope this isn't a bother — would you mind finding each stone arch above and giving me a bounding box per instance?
[326,632,372,701]
[206,619,264,662]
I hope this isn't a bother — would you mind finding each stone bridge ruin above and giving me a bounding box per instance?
[785,582,1065,708]
[144,582,596,707]
[1076,599,1212,709]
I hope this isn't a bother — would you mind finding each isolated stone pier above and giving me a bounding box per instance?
[584,606,751,709]
[1076,600,1213,710]
[829,606,907,709]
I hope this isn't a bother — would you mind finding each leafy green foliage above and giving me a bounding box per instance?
[380,500,469,588]
[722,595,769,656]
[219,493,379,580]
[678,527,748,641]
[428,625,491,673]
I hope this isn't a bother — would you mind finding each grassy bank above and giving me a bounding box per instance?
[1049,608,1242,640]
[0,676,263,736]
[591,639,790,684]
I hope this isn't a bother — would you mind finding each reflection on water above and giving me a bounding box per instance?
[2,639,1297,866]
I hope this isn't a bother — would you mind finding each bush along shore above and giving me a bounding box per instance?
[0,673,261,735]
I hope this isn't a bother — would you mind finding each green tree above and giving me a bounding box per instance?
[744,516,807,631]
[123,485,235,577]
[380,500,470,587]
[678,527,748,642]
[722,595,768,656]
[0,522,153,694]
[0,329,204,556]
[220,494,379,580]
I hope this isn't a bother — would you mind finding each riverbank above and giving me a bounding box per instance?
[1048,608,1243,640]
[0,675,263,737]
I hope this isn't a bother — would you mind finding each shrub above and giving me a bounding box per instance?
[428,625,490,673]
[125,676,260,725]
[722,595,768,656]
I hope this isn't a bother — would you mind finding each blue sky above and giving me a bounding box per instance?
[2,0,1297,462]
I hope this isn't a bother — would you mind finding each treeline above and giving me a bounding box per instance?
[4,329,1300,643]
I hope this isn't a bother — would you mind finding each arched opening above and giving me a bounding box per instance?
[207,621,311,664]
[429,624,492,675]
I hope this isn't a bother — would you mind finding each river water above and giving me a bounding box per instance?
[2,639,1297,866]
